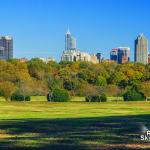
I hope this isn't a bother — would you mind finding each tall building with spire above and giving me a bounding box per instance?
[65,28,71,50]
[65,27,76,50]
[135,33,148,64]
[62,28,98,64]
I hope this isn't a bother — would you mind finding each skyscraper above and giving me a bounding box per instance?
[65,28,71,50]
[148,54,150,64]
[70,36,76,50]
[0,35,13,60]
[110,47,130,64]
[135,33,148,64]
[118,47,130,64]
[65,28,76,50]
[110,48,118,62]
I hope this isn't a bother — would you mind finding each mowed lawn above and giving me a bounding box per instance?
[0,99,150,150]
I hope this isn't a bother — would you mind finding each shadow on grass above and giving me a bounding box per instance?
[0,114,150,150]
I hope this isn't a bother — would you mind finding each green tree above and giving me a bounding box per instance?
[50,89,70,102]
[96,76,107,86]
[123,89,145,101]
[63,80,76,91]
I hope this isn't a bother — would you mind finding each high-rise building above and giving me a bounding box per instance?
[0,35,13,60]
[110,48,118,62]
[65,28,71,50]
[148,54,150,64]
[65,28,76,50]
[118,47,130,64]
[70,36,76,50]
[135,33,148,64]
[110,47,130,64]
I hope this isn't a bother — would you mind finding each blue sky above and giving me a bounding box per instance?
[0,0,150,61]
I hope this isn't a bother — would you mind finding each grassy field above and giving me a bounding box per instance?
[0,96,124,102]
[0,100,150,150]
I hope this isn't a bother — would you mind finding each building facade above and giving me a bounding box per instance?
[39,57,55,63]
[110,47,130,64]
[135,33,148,64]
[70,36,76,50]
[118,47,130,64]
[18,57,29,63]
[62,49,90,61]
[65,28,71,51]
[110,48,118,62]
[148,54,150,64]
[0,36,13,60]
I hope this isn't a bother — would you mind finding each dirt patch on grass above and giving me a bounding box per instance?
[0,129,11,138]
[103,143,150,150]
[89,143,150,150]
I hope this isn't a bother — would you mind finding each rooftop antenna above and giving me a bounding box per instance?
[66,25,70,34]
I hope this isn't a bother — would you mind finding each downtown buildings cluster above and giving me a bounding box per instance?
[110,33,149,64]
[0,29,150,65]
[61,28,101,64]
[61,29,150,64]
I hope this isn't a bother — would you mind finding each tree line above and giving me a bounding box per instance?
[0,58,150,101]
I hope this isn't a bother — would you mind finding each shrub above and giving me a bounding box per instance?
[47,89,70,102]
[86,95,100,102]
[11,93,31,101]
[86,94,107,102]
[100,94,107,102]
[123,89,145,101]
[85,95,92,102]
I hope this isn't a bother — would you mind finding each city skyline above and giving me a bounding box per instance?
[0,30,149,64]
[0,0,150,61]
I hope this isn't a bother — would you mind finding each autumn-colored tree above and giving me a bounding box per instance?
[27,58,49,80]
[0,81,16,101]
[104,85,122,97]
[16,79,33,101]
[31,80,49,96]
[138,81,150,99]
[0,59,149,100]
